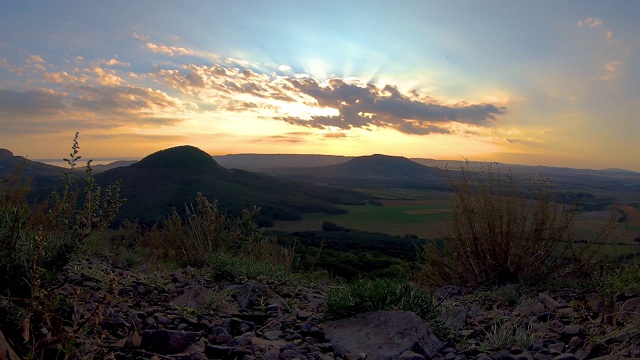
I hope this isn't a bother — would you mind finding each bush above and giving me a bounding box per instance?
[324,278,444,336]
[138,193,295,270]
[417,162,615,286]
[0,133,124,297]
[0,133,124,358]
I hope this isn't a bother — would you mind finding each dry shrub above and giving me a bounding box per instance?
[139,193,294,270]
[417,162,615,286]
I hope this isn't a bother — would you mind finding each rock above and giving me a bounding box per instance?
[204,345,234,358]
[538,293,561,312]
[552,354,577,360]
[263,330,283,341]
[281,349,307,359]
[228,318,256,336]
[140,329,201,354]
[440,306,467,329]
[171,285,216,310]
[515,352,535,360]
[490,349,515,360]
[590,356,621,360]
[514,300,545,317]
[296,310,312,321]
[585,293,604,314]
[322,310,444,360]
[227,280,288,311]
[616,297,640,324]
[398,350,426,360]
[560,325,585,339]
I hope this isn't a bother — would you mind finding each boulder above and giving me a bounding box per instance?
[140,329,201,354]
[322,310,443,360]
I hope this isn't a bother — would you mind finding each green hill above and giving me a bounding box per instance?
[267,154,449,190]
[95,146,368,226]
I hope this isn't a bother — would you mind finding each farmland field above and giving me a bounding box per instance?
[272,190,640,245]
[272,192,453,238]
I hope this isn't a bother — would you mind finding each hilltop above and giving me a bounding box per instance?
[265,154,448,190]
[95,146,368,226]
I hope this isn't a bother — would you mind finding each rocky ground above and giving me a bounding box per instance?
[1,256,640,360]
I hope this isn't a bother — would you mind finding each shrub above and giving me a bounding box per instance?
[138,193,295,270]
[0,133,124,358]
[416,162,615,286]
[324,278,445,336]
[0,133,124,297]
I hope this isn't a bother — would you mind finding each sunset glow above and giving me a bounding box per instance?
[1,1,639,170]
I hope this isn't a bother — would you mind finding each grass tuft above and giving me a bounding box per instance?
[324,278,445,336]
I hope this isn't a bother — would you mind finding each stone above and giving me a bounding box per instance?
[560,325,585,339]
[514,300,545,317]
[229,318,256,336]
[490,349,514,360]
[297,310,312,320]
[398,350,427,360]
[140,329,201,355]
[322,310,444,360]
[585,293,604,314]
[538,293,561,312]
[263,330,282,341]
[440,306,468,330]
[171,286,216,310]
[552,354,577,360]
[227,280,288,311]
[616,297,640,324]
[515,352,535,360]
[548,342,565,355]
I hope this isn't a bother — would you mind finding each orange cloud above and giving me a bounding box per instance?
[145,42,193,56]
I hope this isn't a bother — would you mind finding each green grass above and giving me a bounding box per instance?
[273,202,451,238]
[324,278,446,337]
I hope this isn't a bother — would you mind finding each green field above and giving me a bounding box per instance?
[272,191,454,238]
[272,189,640,245]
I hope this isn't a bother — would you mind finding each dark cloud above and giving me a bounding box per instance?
[68,85,184,125]
[152,62,507,135]
[249,132,312,143]
[282,78,506,134]
[0,89,65,118]
[0,85,184,135]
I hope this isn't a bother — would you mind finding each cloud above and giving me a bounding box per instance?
[101,58,130,67]
[601,60,623,81]
[249,132,313,143]
[578,17,603,28]
[145,42,194,56]
[133,33,150,41]
[42,70,78,83]
[0,89,66,118]
[148,63,506,135]
[69,84,186,123]
[279,78,506,135]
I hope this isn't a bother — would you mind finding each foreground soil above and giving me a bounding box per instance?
[1,255,639,360]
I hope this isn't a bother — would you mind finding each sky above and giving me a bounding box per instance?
[1,1,639,171]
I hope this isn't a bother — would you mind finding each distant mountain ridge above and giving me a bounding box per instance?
[264,154,448,190]
[94,146,367,226]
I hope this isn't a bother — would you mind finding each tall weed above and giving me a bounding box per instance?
[0,133,124,358]
[417,162,615,286]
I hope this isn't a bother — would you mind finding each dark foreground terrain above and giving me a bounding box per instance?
[2,252,639,360]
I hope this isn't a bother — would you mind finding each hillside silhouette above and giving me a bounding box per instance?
[0,149,67,196]
[266,154,448,190]
[95,146,367,226]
